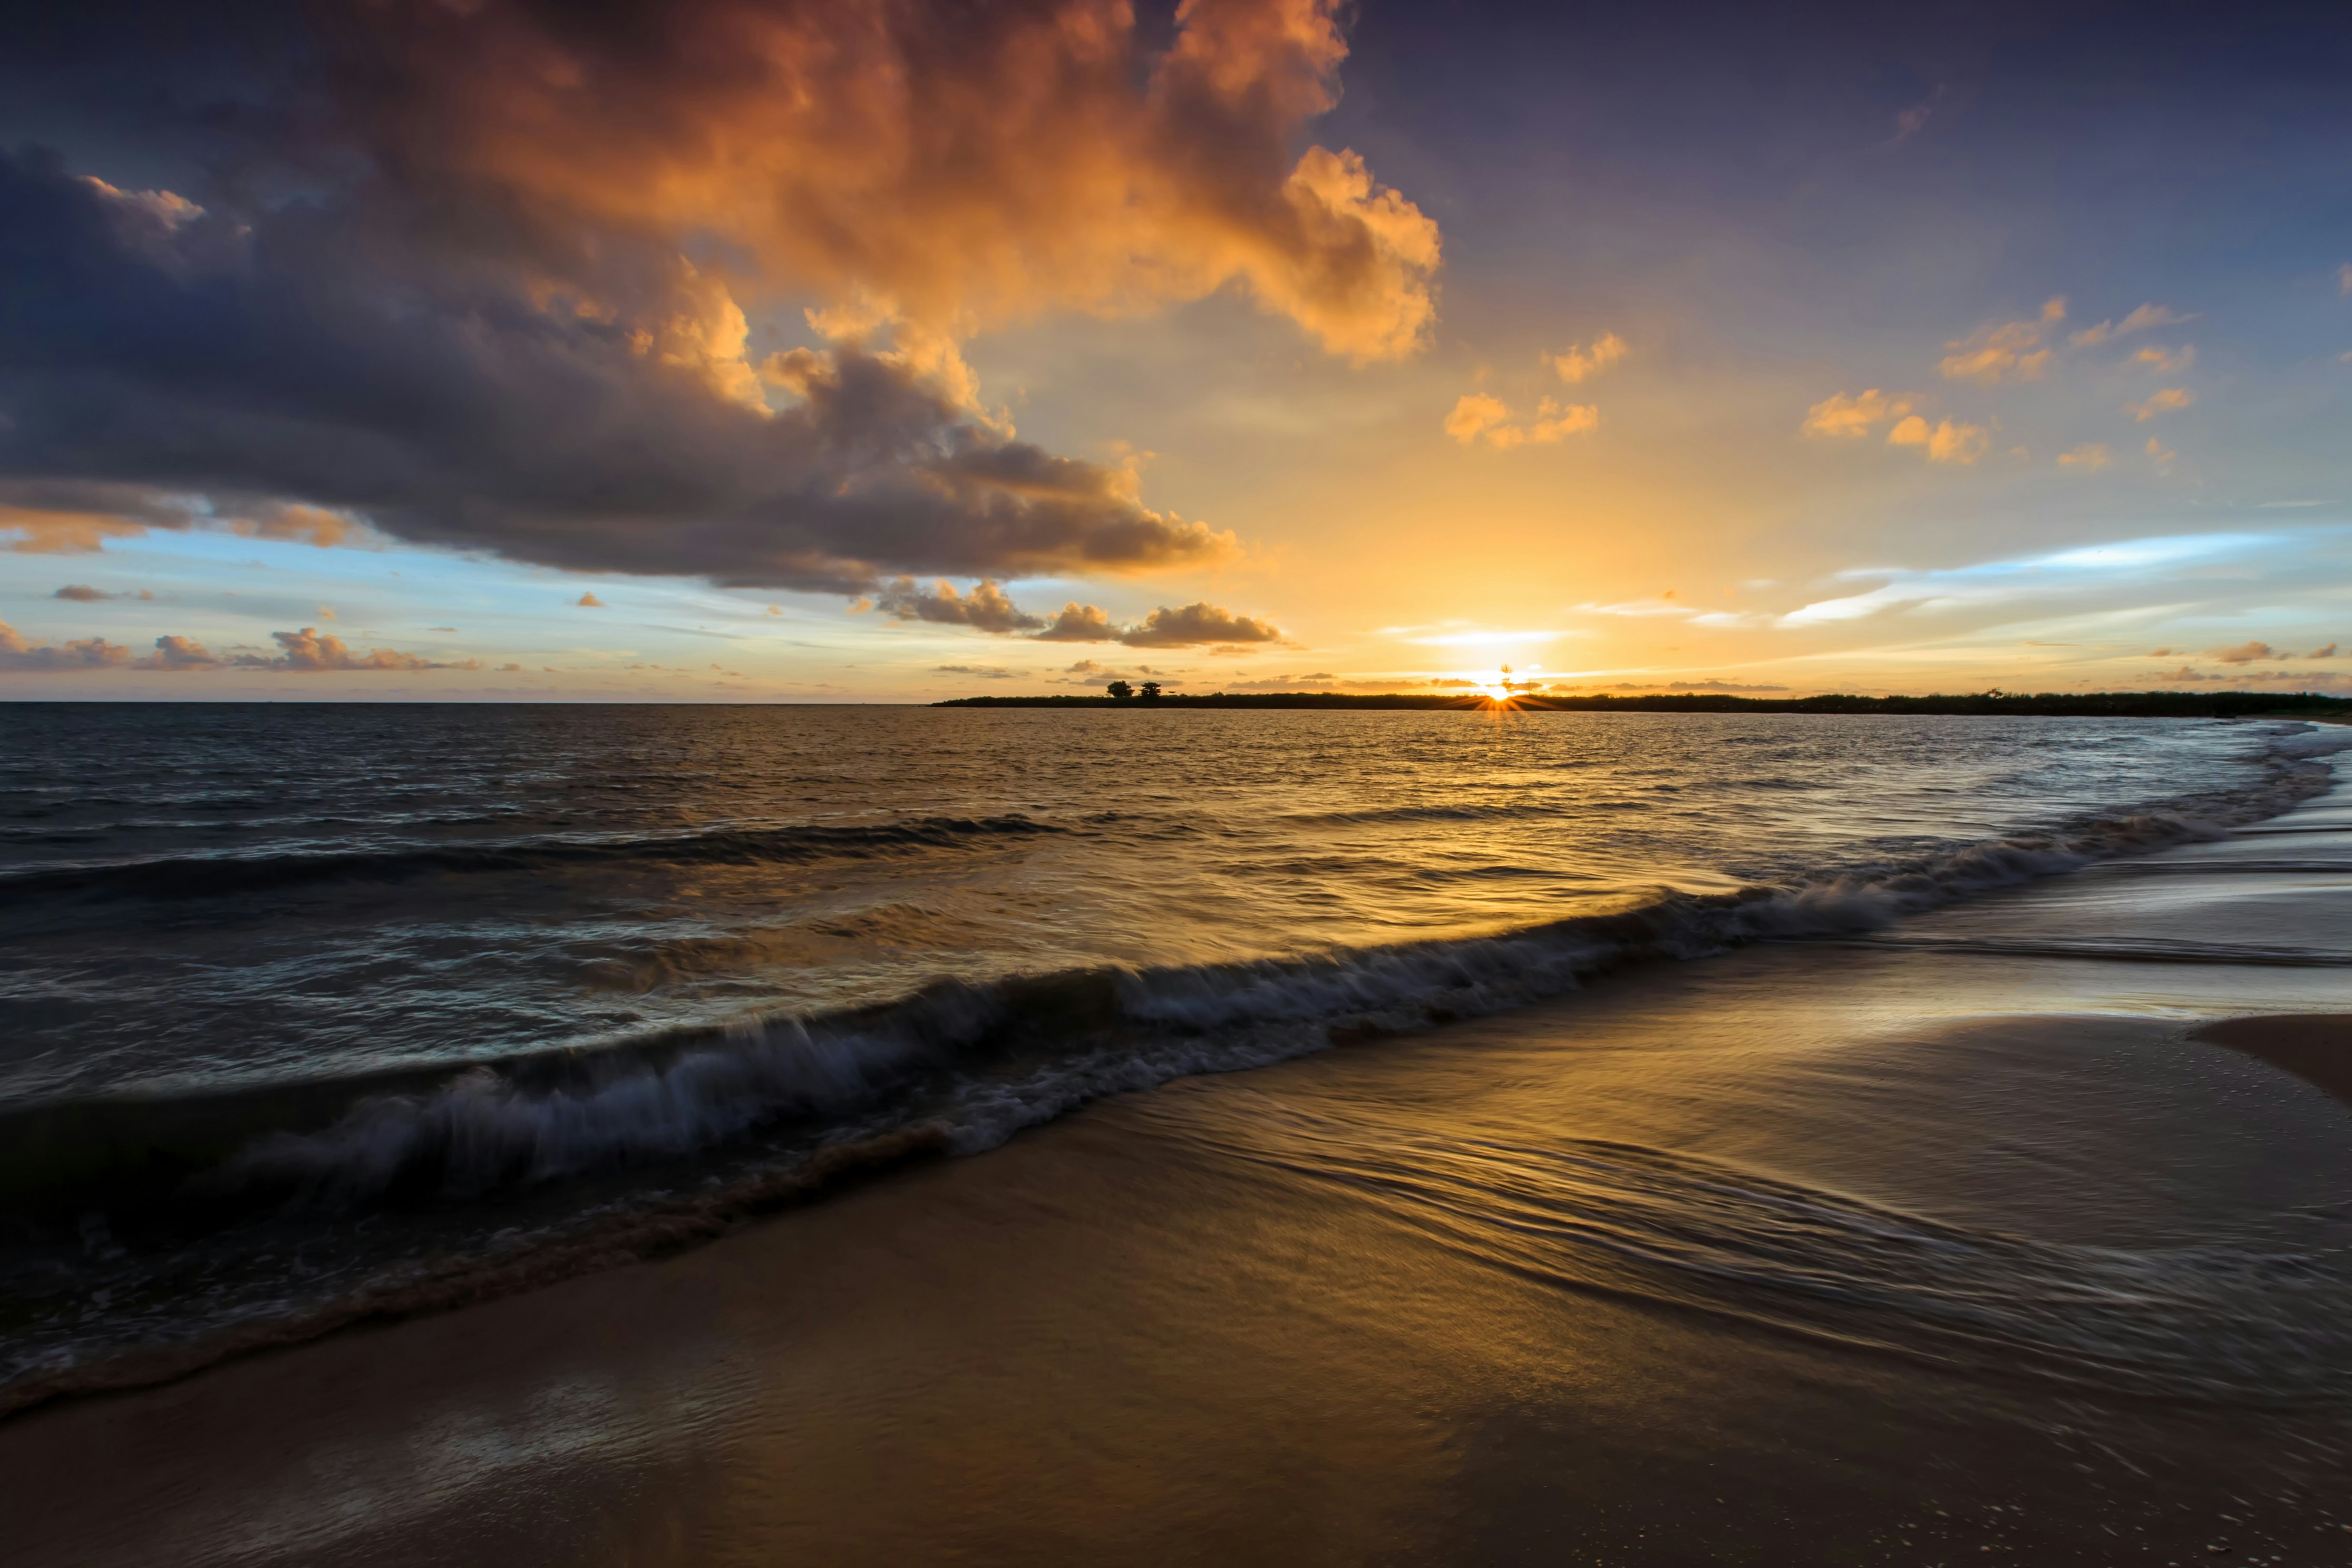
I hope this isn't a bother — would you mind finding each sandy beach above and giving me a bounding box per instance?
[2,775,2349,1565]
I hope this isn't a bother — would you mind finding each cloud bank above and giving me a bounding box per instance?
[0,0,1435,599]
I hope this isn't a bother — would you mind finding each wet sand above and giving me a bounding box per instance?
[7,792,2352,1564]
[2197,1015,2352,1108]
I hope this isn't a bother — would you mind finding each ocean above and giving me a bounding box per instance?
[1,703,2346,1420]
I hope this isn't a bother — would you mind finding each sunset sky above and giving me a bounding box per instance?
[4,0,2349,699]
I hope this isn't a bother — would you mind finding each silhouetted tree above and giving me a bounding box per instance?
[1105,680,1134,700]
[1139,680,1163,701]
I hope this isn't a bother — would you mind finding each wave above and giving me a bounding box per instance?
[0,724,2344,1420]
[0,814,1065,901]
[6,727,2335,1227]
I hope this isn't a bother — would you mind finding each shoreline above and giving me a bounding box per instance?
[2194,1014,2352,1106]
[5,770,2352,1561]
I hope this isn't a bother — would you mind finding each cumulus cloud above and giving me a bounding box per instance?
[2071,304,2194,347]
[0,1,1430,595]
[1444,394,1511,445]
[1445,394,1596,449]
[1937,303,2063,385]
[1117,602,1283,647]
[872,578,1041,633]
[0,618,130,670]
[1800,389,1913,439]
[145,635,219,670]
[1887,415,1989,464]
[1034,603,1123,642]
[2209,641,2276,665]
[225,628,452,671]
[2311,644,2340,659]
[2056,443,2111,472]
[1548,333,1628,384]
[873,586,1284,648]
[2129,388,2195,421]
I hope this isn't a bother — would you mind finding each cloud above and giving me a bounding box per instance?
[145,635,218,670]
[1446,394,1597,449]
[1117,602,1284,647]
[872,578,1041,633]
[2132,344,2195,375]
[935,665,1023,679]
[1779,530,2273,627]
[2129,388,2195,421]
[1444,394,1510,445]
[1938,304,2062,384]
[1886,415,1989,464]
[1035,603,1122,642]
[2056,443,2111,472]
[1801,389,1912,439]
[0,1,1426,596]
[226,627,451,671]
[2311,644,2340,659]
[2209,641,2277,665]
[0,617,130,670]
[2069,304,2193,347]
[576,593,607,608]
[2145,436,2178,468]
[1548,333,1628,384]
[52,584,110,601]
[2338,264,2350,297]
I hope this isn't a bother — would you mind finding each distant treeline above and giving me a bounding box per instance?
[936,690,2352,718]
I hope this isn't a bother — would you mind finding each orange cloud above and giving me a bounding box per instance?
[0,503,152,554]
[2131,344,2195,375]
[2209,641,2276,665]
[2056,443,2111,472]
[344,0,1439,362]
[1800,389,1913,439]
[1548,333,1628,384]
[2129,388,2194,421]
[1937,303,2063,384]
[1447,394,1596,449]
[1444,393,1511,444]
[1887,415,1989,464]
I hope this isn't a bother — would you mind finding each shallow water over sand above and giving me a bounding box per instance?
[6,773,2352,1565]
[2,707,2348,1444]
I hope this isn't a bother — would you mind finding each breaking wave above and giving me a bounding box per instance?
[5,731,2333,1225]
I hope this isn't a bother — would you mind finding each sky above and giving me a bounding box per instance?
[2,0,2349,700]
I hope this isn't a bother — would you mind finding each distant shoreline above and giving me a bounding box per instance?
[936,690,2352,718]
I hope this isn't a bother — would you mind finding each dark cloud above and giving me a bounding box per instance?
[52,584,110,600]
[0,0,1432,593]
[935,665,1023,679]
